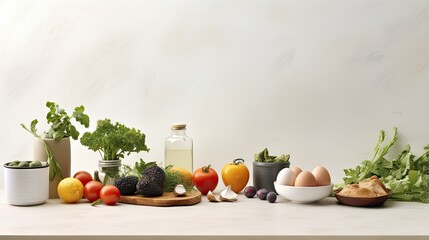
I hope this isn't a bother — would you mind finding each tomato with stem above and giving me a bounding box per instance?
[192,165,219,195]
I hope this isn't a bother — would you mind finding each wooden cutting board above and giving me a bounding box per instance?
[119,190,202,207]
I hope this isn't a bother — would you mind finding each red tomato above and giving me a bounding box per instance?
[192,165,219,195]
[73,171,93,187]
[100,185,120,205]
[84,181,104,203]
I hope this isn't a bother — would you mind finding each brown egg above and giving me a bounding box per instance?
[290,167,302,177]
[312,166,331,186]
[294,171,317,187]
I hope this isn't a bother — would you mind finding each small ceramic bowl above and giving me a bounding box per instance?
[274,181,333,203]
[4,161,49,206]
[334,188,392,207]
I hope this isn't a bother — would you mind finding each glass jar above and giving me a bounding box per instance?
[164,123,193,173]
[98,160,122,185]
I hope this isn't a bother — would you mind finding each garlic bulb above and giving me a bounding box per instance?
[219,185,238,202]
[207,190,221,202]
[173,184,187,197]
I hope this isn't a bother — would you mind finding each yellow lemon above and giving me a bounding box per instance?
[170,167,193,185]
[57,177,84,203]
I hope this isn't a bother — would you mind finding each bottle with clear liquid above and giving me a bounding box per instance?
[164,123,193,173]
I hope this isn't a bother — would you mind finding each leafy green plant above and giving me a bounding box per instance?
[254,148,290,163]
[45,101,90,140]
[341,127,429,203]
[80,119,149,160]
[21,101,90,181]
[123,158,157,177]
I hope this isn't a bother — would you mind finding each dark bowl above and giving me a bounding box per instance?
[253,161,290,193]
[334,188,392,207]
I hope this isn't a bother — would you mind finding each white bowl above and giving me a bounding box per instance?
[4,162,49,206]
[274,181,333,203]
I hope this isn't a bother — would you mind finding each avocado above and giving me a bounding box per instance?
[114,176,139,195]
[136,166,165,197]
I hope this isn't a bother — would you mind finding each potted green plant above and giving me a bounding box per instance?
[21,101,90,198]
[253,148,290,193]
[80,118,149,184]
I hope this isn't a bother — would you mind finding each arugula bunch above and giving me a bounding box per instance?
[80,119,149,160]
[343,128,429,203]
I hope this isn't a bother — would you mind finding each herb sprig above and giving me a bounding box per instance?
[123,158,157,177]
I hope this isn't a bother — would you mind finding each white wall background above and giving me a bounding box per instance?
[1,0,428,191]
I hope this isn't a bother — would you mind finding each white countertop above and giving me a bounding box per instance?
[1,189,428,240]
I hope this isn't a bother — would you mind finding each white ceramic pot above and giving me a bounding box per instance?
[4,162,49,206]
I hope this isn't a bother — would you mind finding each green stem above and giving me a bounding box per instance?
[202,165,211,173]
[91,199,102,206]
[98,150,104,160]
[21,124,62,181]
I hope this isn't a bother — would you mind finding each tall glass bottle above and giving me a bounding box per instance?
[164,123,193,173]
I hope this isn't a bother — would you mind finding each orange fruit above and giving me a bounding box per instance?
[170,167,193,185]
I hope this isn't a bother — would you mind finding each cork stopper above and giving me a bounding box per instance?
[171,123,186,130]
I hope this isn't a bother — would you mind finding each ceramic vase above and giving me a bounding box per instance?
[33,137,71,198]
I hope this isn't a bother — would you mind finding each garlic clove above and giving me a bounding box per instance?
[219,185,238,202]
[173,184,187,197]
[207,190,221,202]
